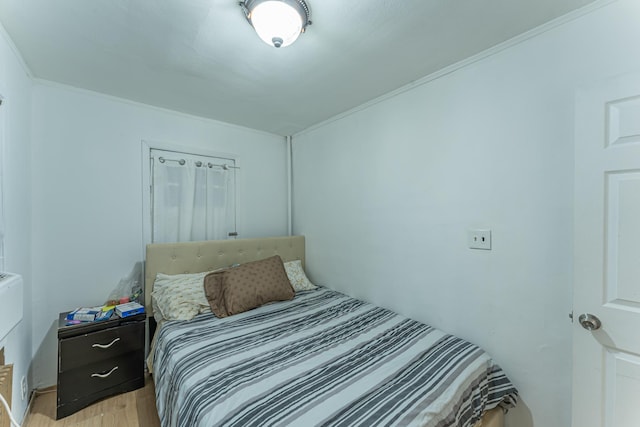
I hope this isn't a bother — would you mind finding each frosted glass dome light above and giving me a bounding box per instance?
[241,0,311,48]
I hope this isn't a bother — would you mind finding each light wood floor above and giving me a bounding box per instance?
[23,379,160,427]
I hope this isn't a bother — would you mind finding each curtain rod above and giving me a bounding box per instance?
[157,156,240,170]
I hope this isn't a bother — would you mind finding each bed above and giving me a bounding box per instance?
[145,236,517,427]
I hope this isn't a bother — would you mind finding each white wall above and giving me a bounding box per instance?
[30,83,289,386]
[0,24,33,422]
[292,1,640,426]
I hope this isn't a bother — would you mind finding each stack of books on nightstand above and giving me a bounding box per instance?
[65,306,114,324]
[65,302,145,326]
[115,301,145,318]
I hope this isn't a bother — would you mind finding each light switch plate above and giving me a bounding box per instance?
[468,229,492,250]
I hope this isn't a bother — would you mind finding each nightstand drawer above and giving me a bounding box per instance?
[57,351,144,403]
[59,322,144,372]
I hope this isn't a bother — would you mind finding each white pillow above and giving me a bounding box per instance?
[151,271,212,321]
[284,260,318,292]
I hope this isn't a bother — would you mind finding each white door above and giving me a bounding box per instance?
[573,73,640,427]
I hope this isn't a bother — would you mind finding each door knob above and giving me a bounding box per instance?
[578,313,601,331]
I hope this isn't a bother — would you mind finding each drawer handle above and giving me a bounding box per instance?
[91,366,118,379]
[92,337,120,349]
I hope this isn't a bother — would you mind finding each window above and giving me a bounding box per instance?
[150,148,237,243]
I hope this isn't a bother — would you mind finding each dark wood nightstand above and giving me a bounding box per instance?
[56,311,146,419]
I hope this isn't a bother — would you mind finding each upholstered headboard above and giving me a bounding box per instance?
[144,236,305,309]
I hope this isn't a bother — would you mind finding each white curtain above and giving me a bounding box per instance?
[152,150,236,243]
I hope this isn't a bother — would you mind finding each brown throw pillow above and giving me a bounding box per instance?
[204,255,294,318]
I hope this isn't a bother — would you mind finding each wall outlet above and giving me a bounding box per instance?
[21,375,27,400]
[468,229,492,250]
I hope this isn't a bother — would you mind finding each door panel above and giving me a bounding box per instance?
[604,350,640,427]
[606,172,640,306]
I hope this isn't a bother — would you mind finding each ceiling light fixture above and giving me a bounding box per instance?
[240,0,311,48]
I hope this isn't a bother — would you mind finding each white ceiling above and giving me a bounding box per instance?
[0,0,596,136]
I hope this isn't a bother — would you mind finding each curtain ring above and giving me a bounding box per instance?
[208,162,213,168]
[195,161,202,167]
[179,159,186,165]
[159,157,166,163]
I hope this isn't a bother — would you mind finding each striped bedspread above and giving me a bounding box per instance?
[153,288,517,427]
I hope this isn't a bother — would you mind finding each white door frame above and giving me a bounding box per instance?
[140,139,241,251]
